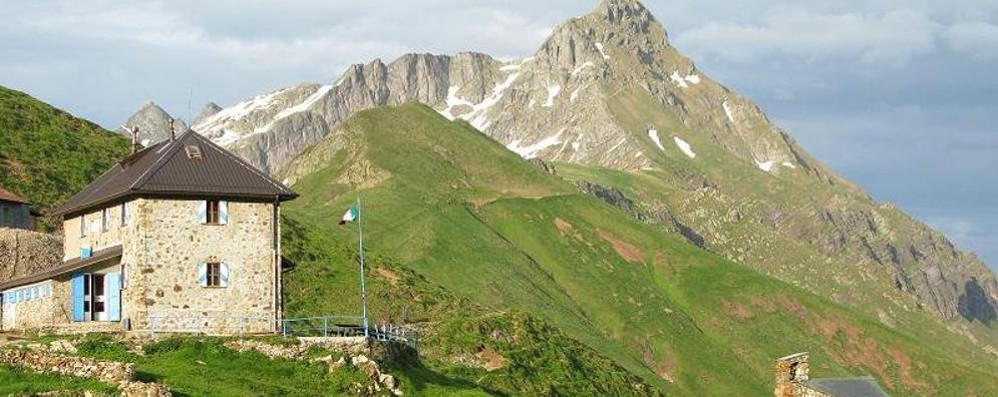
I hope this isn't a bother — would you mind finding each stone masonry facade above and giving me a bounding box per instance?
[3,197,281,334]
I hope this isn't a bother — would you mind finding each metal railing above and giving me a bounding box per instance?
[370,323,420,351]
[278,315,364,338]
[146,314,419,350]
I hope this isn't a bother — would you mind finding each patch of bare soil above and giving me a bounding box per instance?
[720,299,754,320]
[475,344,506,371]
[595,228,644,263]
[749,295,778,313]
[374,267,400,286]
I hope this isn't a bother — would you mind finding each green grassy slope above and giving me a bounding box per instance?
[279,103,998,396]
[567,81,998,363]
[0,85,130,218]
[0,365,118,396]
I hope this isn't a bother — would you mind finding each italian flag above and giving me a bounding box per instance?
[339,206,359,225]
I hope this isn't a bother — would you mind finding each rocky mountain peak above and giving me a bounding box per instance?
[591,0,656,28]
[120,101,187,146]
[193,102,222,126]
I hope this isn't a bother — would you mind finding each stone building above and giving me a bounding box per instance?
[0,130,296,334]
[0,187,38,230]
[775,352,889,397]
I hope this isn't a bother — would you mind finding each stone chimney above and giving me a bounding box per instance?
[168,118,175,141]
[775,352,809,397]
[129,126,141,154]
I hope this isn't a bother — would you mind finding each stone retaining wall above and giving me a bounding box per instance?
[0,346,171,396]
[0,349,133,383]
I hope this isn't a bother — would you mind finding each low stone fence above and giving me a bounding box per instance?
[0,349,133,383]
[224,337,402,396]
[0,344,171,396]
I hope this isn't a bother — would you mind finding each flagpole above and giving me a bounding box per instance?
[357,197,369,338]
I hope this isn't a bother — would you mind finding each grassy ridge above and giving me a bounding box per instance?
[278,103,998,395]
[0,86,130,219]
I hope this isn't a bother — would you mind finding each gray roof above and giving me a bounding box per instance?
[56,130,296,217]
[0,245,123,291]
[804,377,889,397]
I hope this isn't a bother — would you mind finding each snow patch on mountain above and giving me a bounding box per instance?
[443,72,521,131]
[440,86,475,120]
[648,129,664,151]
[595,43,610,60]
[570,87,582,103]
[274,85,333,120]
[723,101,735,123]
[572,61,595,76]
[674,136,696,158]
[782,161,796,169]
[500,57,534,71]
[543,85,561,107]
[215,130,242,147]
[507,128,566,159]
[608,137,626,153]
[670,72,701,88]
[757,160,775,172]
[195,89,286,136]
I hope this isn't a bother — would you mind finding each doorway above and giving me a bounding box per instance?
[83,274,107,321]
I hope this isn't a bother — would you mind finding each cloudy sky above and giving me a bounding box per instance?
[2,0,997,270]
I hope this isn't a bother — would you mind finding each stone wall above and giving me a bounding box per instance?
[124,199,279,333]
[0,348,133,383]
[8,197,279,334]
[1,280,63,331]
[0,227,61,282]
[0,343,171,396]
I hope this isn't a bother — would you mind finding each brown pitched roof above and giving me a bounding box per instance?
[0,245,123,291]
[0,187,27,204]
[56,131,297,217]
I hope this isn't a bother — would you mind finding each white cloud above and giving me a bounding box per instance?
[944,21,998,60]
[675,8,941,66]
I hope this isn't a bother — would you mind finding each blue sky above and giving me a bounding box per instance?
[2,0,997,271]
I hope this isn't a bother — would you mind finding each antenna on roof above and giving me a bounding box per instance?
[187,85,193,125]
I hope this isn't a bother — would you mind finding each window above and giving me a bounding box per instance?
[80,214,87,237]
[120,202,129,227]
[185,145,202,160]
[206,262,221,287]
[101,208,110,232]
[206,200,220,224]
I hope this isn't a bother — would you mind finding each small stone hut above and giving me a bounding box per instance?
[775,352,889,397]
[0,187,38,230]
[0,130,296,334]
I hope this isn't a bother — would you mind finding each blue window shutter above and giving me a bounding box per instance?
[71,273,85,322]
[220,262,230,288]
[219,200,229,225]
[198,262,208,287]
[45,283,51,297]
[106,273,121,322]
[198,201,207,224]
[81,246,92,259]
